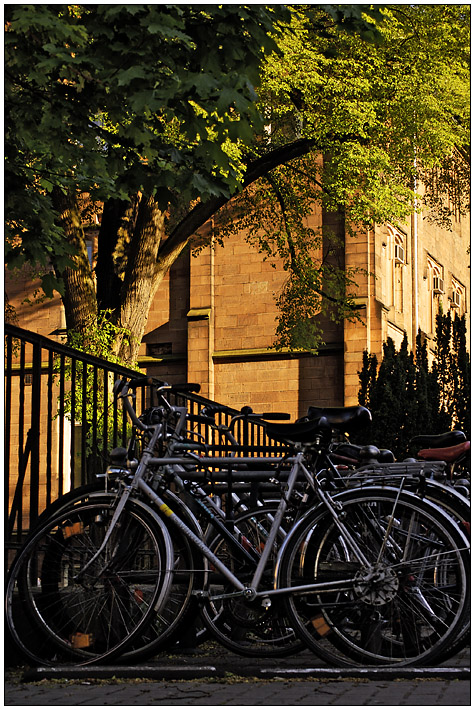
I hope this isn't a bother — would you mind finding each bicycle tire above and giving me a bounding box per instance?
[337,475,471,662]
[6,498,174,666]
[278,486,470,667]
[199,505,305,657]
[347,474,470,534]
[120,489,207,662]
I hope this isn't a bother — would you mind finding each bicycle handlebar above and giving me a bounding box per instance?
[200,403,290,423]
[114,378,200,431]
[114,377,201,396]
[200,403,236,417]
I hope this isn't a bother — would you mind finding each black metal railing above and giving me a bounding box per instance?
[169,390,292,462]
[5,324,289,556]
[5,323,149,552]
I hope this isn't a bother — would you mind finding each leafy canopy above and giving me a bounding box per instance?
[259,4,470,228]
[222,3,470,348]
[5,3,290,280]
[5,5,470,351]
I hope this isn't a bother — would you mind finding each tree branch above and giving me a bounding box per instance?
[157,138,315,263]
[265,174,359,311]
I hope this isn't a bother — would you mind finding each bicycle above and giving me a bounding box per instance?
[301,408,471,664]
[6,378,470,668]
[6,382,300,663]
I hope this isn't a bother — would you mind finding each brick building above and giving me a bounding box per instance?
[137,201,470,419]
[5,194,470,536]
[6,198,470,421]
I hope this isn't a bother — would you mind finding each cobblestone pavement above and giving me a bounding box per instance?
[3,674,472,707]
[4,643,470,707]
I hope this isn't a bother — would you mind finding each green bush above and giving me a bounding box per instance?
[357,314,470,458]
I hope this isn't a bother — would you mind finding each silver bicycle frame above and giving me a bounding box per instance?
[80,387,382,601]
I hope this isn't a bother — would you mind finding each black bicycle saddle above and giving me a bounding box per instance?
[305,405,372,434]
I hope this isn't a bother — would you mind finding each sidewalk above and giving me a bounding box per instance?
[4,642,470,706]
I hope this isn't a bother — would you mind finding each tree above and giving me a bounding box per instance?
[358,349,378,410]
[398,334,420,451]
[452,313,470,435]
[362,338,410,457]
[413,329,434,435]
[5,4,292,358]
[431,312,470,435]
[431,311,455,433]
[358,333,432,457]
[240,4,470,349]
[5,5,470,362]
[357,317,470,457]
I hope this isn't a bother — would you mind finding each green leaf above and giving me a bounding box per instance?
[116,66,148,86]
[41,272,64,298]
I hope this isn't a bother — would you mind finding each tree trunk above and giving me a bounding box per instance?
[96,195,141,313]
[108,142,319,363]
[51,189,98,336]
[54,139,318,365]
[114,194,168,363]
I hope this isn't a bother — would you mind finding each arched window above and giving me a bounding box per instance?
[450,278,465,313]
[427,256,444,333]
[386,225,406,314]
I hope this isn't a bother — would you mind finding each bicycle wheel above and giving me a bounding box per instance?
[22,486,207,663]
[348,473,471,536]
[199,505,305,657]
[279,486,470,667]
[120,489,207,661]
[343,478,471,663]
[6,499,174,665]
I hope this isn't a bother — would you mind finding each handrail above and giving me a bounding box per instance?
[5,323,143,377]
[4,323,290,557]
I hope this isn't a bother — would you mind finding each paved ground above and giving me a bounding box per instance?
[4,642,470,707]
[3,674,471,706]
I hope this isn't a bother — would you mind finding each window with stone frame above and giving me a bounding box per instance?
[386,224,406,315]
[449,277,466,313]
[426,256,445,334]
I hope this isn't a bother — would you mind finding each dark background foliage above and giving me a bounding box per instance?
[357,313,470,458]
